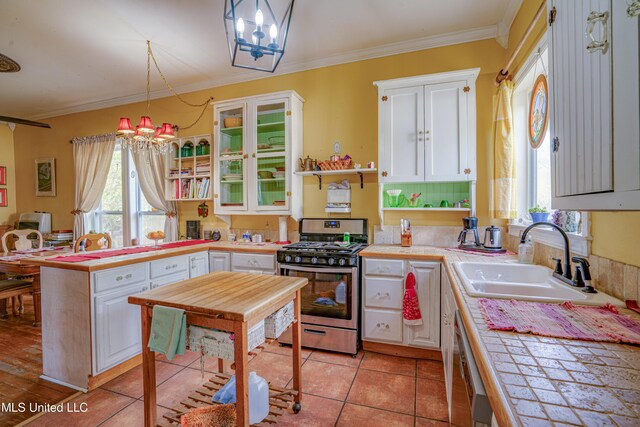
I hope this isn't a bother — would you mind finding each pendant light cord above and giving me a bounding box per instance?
[145,40,213,130]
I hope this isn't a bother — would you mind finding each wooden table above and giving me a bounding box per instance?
[128,271,308,427]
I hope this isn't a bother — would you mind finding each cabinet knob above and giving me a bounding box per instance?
[252,153,256,158]
[116,276,123,281]
[125,274,132,279]
[381,171,388,177]
[243,154,248,159]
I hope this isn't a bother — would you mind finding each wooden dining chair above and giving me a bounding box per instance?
[74,233,113,252]
[1,229,43,254]
[0,229,42,318]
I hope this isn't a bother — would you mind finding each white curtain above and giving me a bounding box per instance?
[72,133,116,240]
[132,149,178,242]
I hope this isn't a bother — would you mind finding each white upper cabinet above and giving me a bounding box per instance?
[375,69,478,183]
[213,90,304,218]
[549,0,640,209]
[380,86,425,182]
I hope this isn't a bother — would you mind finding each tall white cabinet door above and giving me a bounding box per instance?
[380,86,425,182]
[94,283,148,373]
[404,261,441,349]
[550,0,612,197]
[424,81,470,181]
[189,252,210,278]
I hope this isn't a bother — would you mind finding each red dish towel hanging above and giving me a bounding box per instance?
[403,271,423,326]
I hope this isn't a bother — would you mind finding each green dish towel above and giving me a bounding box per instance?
[148,305,186,360]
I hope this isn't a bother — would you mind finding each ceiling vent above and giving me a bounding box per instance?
[0,53,21,72]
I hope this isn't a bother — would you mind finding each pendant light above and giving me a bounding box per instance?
[116,41,213,153]
[224,0,294,72]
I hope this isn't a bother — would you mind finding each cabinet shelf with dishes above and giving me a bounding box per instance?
[213,90,303,218]
[164,134,212,201]
[379,181,476,214]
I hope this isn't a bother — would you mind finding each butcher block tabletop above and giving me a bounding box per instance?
[128,271,307,323]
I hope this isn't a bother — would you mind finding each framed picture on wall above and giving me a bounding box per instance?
[0,166,6,185]
[0,188,7,207]
[35,158,56,197]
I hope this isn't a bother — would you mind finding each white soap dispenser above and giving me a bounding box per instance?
[518,234,535,264]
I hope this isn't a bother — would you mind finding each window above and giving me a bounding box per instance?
[94,144,164,247]
[138,189,165,245]
[95,148,124,247]
[510,40,589,255]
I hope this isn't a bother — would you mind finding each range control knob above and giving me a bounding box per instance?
[338,258,347,266]
[284,255,292,263]
[311,257,318,264]
[328,258,336,266]
[294,256,302,263]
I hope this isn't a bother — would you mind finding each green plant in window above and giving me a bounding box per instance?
[528,205,548,213]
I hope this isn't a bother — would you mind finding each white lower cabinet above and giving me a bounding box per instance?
[440,270,455,418]
[231,252,276,274]
[94,282,148,373]
[362,258,441,350]
[189,252,210,278]
[404,261,440,349]
[209,251,231,272]
[150,271,189,289]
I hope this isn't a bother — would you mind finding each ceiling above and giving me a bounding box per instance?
[0,0,521,120]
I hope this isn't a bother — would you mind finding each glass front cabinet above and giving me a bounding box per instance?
[213,91,303,218]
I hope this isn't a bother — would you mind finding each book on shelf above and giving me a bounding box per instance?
[175,177,210,199]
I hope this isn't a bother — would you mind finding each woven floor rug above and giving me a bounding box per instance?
[478,298,640,345]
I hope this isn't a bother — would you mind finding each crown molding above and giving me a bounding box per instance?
[29,25,498,121]
[496,0,523,48]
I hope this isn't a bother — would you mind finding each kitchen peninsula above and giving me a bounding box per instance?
[28,240,283,392]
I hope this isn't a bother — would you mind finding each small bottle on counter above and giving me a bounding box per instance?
[518,234,535,264]
[400,218,412,247]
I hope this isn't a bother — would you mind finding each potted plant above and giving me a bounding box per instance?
[529,205,549,223]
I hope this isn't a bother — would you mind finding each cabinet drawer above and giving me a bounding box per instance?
[94,264,147,294]
[150,270,190,289]
[363,309,403,343]
[364,277,404,309]
[364,259,404,277]
[150,255,189,279]
[232,253,275,271]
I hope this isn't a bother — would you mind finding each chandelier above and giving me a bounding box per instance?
[116,41,212,154]
[224,0,294,72]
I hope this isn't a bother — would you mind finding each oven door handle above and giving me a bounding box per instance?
[279,264,355,274]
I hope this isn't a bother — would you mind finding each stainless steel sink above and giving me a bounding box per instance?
[453,262,623,306]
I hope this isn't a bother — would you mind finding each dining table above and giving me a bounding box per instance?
[128,271,308,427]
[0,247,71,325]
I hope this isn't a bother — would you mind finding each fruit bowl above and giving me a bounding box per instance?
[146,231,166,248]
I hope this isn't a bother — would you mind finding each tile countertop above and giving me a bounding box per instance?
[360,245,640,427]
[27,241,284,272]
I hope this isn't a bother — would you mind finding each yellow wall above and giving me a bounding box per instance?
[0,125,17,224]
[13,38,505,237]
[509,0,640,267]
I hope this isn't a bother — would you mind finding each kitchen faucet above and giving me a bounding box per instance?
[520,222,572,285]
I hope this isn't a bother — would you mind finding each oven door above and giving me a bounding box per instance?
[279,264,358,329]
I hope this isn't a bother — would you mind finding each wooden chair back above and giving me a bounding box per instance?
[1,229,43,254]
[74,233,113,252]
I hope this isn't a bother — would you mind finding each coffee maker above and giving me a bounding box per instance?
[457,217,480,248]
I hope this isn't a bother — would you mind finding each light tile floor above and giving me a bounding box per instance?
[25,344,450,426]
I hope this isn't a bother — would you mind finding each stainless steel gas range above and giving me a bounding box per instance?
[277,218,368,355]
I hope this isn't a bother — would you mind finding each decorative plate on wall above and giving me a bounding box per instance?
[528,74,549,149]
